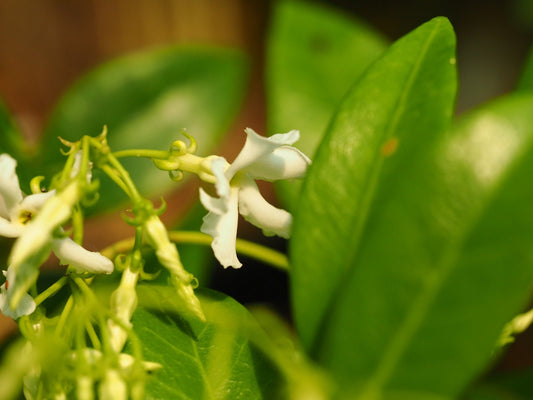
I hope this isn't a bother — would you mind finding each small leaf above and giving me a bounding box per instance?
[266,0,387,206]
[40,46,248,213]
[290,16,457,352]
[133,287,284,399]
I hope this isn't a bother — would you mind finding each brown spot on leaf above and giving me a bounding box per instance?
[381,137,399,157]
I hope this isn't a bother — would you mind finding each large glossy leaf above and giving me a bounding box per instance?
[133,287,284,399]
[266,0,387,206]
[40,46,248,213]
[316,93,533,398]
[293,41,533,400]
[291,16,457,351]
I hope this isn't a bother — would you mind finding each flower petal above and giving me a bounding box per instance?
[2,265,38,319]
[0,198,8,220]
[245,146,311,181]
[18,190,56,214]
[9,183,76,269]
[0,216,22,237]
[268,129,300,145]
[238,177,292,238]
[51,237,114,274]
[199,187,228,215]
[6,260,41,313]
[226,128,300,180]
[200,187,242,268]
[0,282,36,319]
[210,156,231,199]
[0,154,23,215]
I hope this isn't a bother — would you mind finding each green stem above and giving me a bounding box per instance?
[113,149,169,160]
[102,230,289,271]
[34,276,69,306]
[85,320,101,350]
[79,136,91,180]
[72,205,84,244]
[58,142,80,184]
[99,164,131,197]
[55,295,74,336]
[71,276,113,354]
[90,136,144,204]
[170,231,290,271]
[72,276,99,303]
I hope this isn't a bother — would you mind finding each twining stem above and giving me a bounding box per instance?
[101,230,289,271]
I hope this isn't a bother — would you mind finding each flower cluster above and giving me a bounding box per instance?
[200,128,311,268]
[0,153,113,319]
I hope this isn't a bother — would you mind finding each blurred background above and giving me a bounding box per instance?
[0,0,532,383]
[1,0,532,139]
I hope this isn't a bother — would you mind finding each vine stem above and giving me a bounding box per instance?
[101,230,289,271]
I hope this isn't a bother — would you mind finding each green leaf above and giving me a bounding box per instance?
[266,0,387,206]
[317,94,533,398]
[133,287,284,399]
[291,16,457,352]
[293,41,533,400]
[40,46,248,213]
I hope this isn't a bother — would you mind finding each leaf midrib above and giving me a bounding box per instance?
[345,22,452,398]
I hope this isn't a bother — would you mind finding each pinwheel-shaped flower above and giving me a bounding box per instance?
[0,153,113,316]
[199,128,311,268]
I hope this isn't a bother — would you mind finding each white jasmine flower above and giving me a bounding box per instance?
[0,153,113,310]
[200,128,311,268]
[0,267,36,319]
[0,154,55,238]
